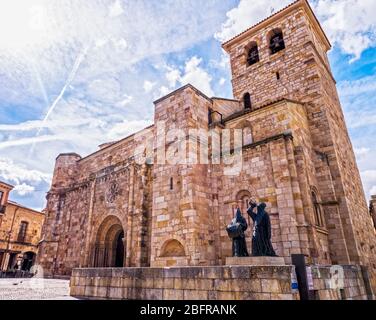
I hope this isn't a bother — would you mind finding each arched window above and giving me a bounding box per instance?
[247,42,259,66]
[236,190,252,214]
[312,191,325,228]
[269,28,285,55]
[243,93,252,110]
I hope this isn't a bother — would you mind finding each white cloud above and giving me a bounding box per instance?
[314,0,376,61]
[0,1,235,209]
[215,0,291,42]
[0,118,102,132]
[13,183,36,197]
[116,94,134,107]
[155,56,215,99]
[158,86,170,98]
[216,0,376,61]
[371,186,376,196]
[107,119,153,141]
[109,0,124,18]
[143,80,156,93]
[180,56,214,97]
[0,157,51,185]
[360,170,376,200]
[338,75,376,97]
[166,69,181,88]
[0,135,69,150]
[354,147,370,158]
[219,77,226,86]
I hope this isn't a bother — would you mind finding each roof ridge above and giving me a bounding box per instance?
[222,0,301,47]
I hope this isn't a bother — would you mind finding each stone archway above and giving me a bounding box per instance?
[92,216,125,268]
[21,251,36,271]
[236,190,252,214]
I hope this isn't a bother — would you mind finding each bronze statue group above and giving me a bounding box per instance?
[227,200,277,257]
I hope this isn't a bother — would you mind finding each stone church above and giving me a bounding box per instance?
[38,0,376,294]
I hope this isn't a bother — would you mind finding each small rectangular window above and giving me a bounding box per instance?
[170,178,174,191]
[17,221,28,243]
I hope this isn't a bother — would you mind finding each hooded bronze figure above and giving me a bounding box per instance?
[247,201,277,257]
[227,208,249,257]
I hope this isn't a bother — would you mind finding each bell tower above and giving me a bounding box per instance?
[223,0,376,272]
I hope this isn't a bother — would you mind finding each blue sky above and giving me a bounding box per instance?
[0,0,376,210]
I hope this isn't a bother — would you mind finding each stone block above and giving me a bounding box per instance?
[164,289,184,300]
[217,291,236,300]
[183,290,208,300]
[144,289,164,300]
[261,279,282,293]
[226,256,286,266]
[109,287,123,300]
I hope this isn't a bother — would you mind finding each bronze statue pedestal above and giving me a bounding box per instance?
[226,256,286,266]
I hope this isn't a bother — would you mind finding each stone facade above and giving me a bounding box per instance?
[70,266,298,300]
[309,265,371,300]
[0,181,45,272]
[39,0,376,296]
[70,264,372,300]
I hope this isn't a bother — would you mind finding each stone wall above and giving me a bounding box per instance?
[309,265,370,300]
[70,266,298,300]
[38,128,155,276]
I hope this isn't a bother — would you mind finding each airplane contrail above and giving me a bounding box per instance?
[28,44,90,156]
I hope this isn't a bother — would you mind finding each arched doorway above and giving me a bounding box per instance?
[115,230,124,267]
[93,216,125,268]
[21,252,35,271]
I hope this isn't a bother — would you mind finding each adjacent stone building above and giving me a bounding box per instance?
[0,181,45,272]
[38,0,376,294]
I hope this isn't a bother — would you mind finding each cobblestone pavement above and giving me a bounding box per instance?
[0,278,78,300]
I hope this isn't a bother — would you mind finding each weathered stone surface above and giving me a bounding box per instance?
[226,256,286,266]
[70,266,296,300]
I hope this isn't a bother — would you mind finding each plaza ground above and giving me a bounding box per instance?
[0,278,77,300]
